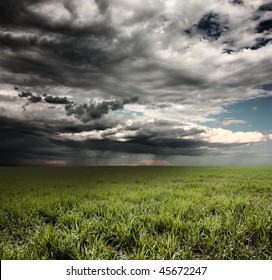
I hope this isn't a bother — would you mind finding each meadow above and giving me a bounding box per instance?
[0,166,271,260]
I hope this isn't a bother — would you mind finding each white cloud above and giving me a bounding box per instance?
[28,0,105,27]
[222,119,247,126]
[200,128,267,144]
[28,1,71,25]
[58,131,102,141]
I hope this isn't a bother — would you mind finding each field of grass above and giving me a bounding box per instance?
[0,166,271,260]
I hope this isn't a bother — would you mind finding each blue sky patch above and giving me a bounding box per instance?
[113,110,144,117]
[203,96,272,133]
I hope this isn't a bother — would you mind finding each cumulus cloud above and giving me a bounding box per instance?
[28,95,42,103]
[17,89,71,105]
[65,100,122,122]
[44,96,71,104]
[18,91,33,98]
[200,128,267,144]
[64,96,138,122]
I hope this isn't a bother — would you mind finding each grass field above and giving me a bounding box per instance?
[0,166,271,260]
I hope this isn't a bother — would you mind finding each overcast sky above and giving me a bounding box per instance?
[0,0,271,166]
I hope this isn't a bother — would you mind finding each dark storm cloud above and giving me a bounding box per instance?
[0,0,135,91]
[106,119,226,154]
[0,0,271,166]
[0,114,110,144]
[0,113,267,166]
[122,96,139,105]
[17,88,72,104]
[0,116,60,165]
[28,95,42,103]
[60,122,114,133]
[65,96,138,122]
[0,115,205,166]
[0,30,144,91]
[0,0,114,38]
[53,119,209,157]
[65,101,122,122]
[44,96,71,104]
[18,91,33,98]
[55,138,208,157]
[0,115,117,165]
[54,123,254,158]
[94,0,109,14]
[1,0,271,95]
[14,84,139,121]
[0,30,117,68]
[0,0,37,28]
[1,54,66,86]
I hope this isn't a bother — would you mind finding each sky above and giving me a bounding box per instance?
[0,0,271,166]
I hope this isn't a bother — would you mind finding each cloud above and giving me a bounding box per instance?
[56,117,268,158]
[64,97,138,122]
[200,128,267,144]
[16,87,72,105]
[18,91,33,98]
[44,96,71,104]
[222,119,247,126]
[0,116,60,165]
[0,0,272,165]
[28,95,42,103]
[0,109,270,166]
[1,0,271,104]
[65,101,119,122]
[122,96,139,105]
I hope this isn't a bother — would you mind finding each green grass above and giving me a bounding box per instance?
[0,166,271,260]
